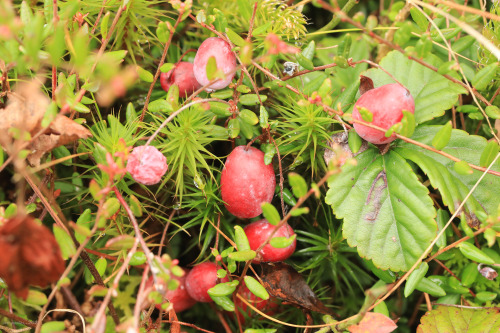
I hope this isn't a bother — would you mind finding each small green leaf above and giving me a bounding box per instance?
[458,242,495,265]
[101,12,110,40]
[228,250,256,261]
[226,28,245,47]
[208,281,239,297]
[41,102,58,128]
[105,235,136,250]
[290,207,309,216]
[269,234,296,249]
[26,290,48,306]
[435,209,448,249]
[95,257,107,277]
[404,262,429,297]
[160,63,175,73]
[240,94,267,106]
[211,89,233,99]
[261,203,280,225]
[148,99,173,113]
[209,102,232,116]
[196,10,206,23]
[129,252,147,266]
[129,195,143,217]
[410,7,428,31]
[259,106,269,128]
[399,111,416,138]
[217,269,227,279]
[415,277,446,297]
[53,224,77,260]
[52,146,72,166]
[480,140,499,167]
[237,85,251,93]
[211,295,235,311]
[358,106,373,122]
[156,21,170,43]
[348,130,363,154]
[166,83,179,109]
[431,121,452,150]
[41,321,66,333]
[460,263,478,287]
[295,53,314,71]
[244,276,269,300]
[476,291,497,302]
[206,56,217,81]
[239,109,259,125]
[472,62,498,91]
[103,197,120,218]
[228,118,240,138]
[136,66,154,82]
[234,226,250,251]
[213,8,228,32]
[453,160,473,175]
[288,172,308,198]
[485,105,500,119]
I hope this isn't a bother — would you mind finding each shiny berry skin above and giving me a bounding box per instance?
[148,268,197,313]
[185,262,228,303]
[220,146,275,219]
[126,145,168,185]
[352,83,415,145]
[244,219,296,262]
[193,37,237,91]
[159,62,201,97]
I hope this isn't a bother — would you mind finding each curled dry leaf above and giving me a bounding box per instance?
[0,80,91,166]
[478,264,498,280]
[0,215,65,299]
[259,262,333,315]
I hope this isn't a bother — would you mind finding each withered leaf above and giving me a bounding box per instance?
[359,75,375,95]
[348,312,397,333]
[259,262,333,315]
[0,216,65,299]
[0,80,91,166]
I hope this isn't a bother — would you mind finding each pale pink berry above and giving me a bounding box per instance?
[126,145,168,185]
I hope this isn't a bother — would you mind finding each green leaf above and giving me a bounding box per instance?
[261,203,280,225]
[42,102,58,128]
[213,9,228,32]
[211,89,233,99]
[472,62,498,91]
[95,257,107,277]
[240,94,267,106]
[476,291,497,302]
[129,195,143,217]
[101,12,110,40]
[129,252,147,266]
[41,321,66,333]
[228,118,240,138]
[47,24,65,65]
[326,148,437,271]
[432,121,452,150]
[460,263,478,288]
[290,207,309,216]
[410,7,428,31]
[270,234,296,249]
[358,106,373,122]
[395,126,500,217]
[53,225,76,260]
[244,276,269,300]
[485,105,500,119]
[228,250,256,261]
[208,281,239,297]
[148,99,173,113]
[480,140,499,167]
[404,262,429,297]
[365,51,466,124]
[234,226,250,251]
[348,130,363,154]
[288,172,308,198]
[209,102,232,116]
[136,66,154,82]
[103,197,120,218]
[458,242,495,265]
[226,28,246,47]
[156,21,170,43]
[296,53,314,71]
[454,160,473,175]
[160,63,175,73]
[399,111,416,138]
[26,290,48,306]
[259,106,269,128]
[239,109,259,125]
[211,295,235,311]
[415,277,446,297]
[418,306,500,331]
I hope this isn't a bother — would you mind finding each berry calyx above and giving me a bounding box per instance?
[352,83,415,145]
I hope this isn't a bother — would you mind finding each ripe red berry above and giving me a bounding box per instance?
[185,262,228,302]
[193,37,237,91]
[244,219,296,262]
[126,145,168,185]
[148,268,197,313]
[220,146,276,219]
[352,83,415,145]
[159,62,201,97]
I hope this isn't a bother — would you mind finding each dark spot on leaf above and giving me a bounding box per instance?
[364,171,388,222]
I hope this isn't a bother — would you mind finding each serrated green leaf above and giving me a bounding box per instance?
[472,62,498,91]
[365,51,466,124]
[226,28,245,47]
[240,94,267,106]
[480,141,499,167]
[288,172,308,198]
[325,148,437,271]
[270,234,296,249]
[244,276,269,300]
[53,224,76,260]
[418,306,500,332]
[234,226,250,251]
[432,121,452,150]
[261,203,280,225]
[395,126,500,217]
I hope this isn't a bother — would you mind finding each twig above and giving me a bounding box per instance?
[0,308,36,329]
